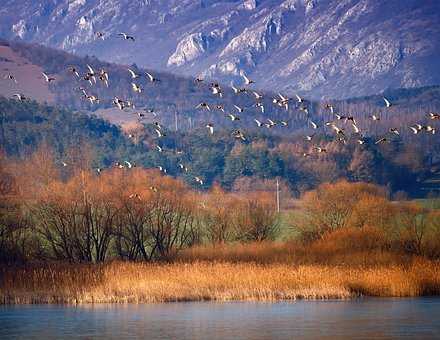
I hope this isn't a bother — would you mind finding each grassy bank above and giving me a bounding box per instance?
[1,257,440,304]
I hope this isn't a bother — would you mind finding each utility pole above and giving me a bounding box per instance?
[276,178,280,213]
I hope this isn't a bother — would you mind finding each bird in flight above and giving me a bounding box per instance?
[118,32,135,41]
[383,96,392,108]
[206,123,214,135]
[145,72,160,83]
[241,72,254,85]
[3,74,17,83]
[42,72,55,83]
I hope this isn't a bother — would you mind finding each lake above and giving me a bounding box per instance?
[1,298,439,339]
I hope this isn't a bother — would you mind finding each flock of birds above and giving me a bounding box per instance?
[2,30,440,188]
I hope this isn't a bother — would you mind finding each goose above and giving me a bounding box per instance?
[42,72,55,83]
[266,119,276,128]
[99,69,109,87]
[12,93,26,101]
[137,112,145,119]
[371,114,380,121]
[234,104,244,113]
[302,152,310,158]
[232,130,246,141]
[128,68,139,79]
[429,112,440,120]
[156,145,163,152]
[150,186,158,192]
[252,91,263,100]
[196,102,211,111]
[280,120,289,127]
[195,77,204,83]
[195,176,204,185]
[158,166,167,173]
[215,104,225,112]
[131,82,142,93]
[86,64,97,84]
[211,85,223,97]
[331,125,345,136]
[346,116,356,124]
[305,135,314,142]
[61,161,68,167]
[68,66,80,78]
[309,120,318,129]
[227,113,240,121]
[95,167,102,174]
[153,121,162,130]
[95,31,105,40]
[86,94,100,104]
[426,125,436,134]
[206,123,214,134]
[389,128,399,135]
[255,102,265,113]
[115,162,125,169]
[126,100,136,109]
[299,106,309,115]
[254,119,263,127]
[409,126,419,134]
[178,163,188,172]
[352,123,361,134]
[113,97,125,110]
[375,137,389,144]
[118,32,135,41]
[155,129,165,138]
[357,139,366,145]
[295,94,303,103]
[145,72,160,82]
[231,82,245,94]
[324,103,334,114]
[241,73,254,85]
[3,74,17,83]
[124,161,133,169]
[314,147,327,153]
[383,96,392,108]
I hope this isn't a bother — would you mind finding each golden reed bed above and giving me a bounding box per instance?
[1,259,440,304]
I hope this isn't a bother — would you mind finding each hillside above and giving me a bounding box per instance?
[1,39,440,136]
[0,0,439,98]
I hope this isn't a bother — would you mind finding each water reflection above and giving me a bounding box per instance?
[1,298,439,339]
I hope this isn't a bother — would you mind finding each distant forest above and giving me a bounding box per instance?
[1,97,439,198]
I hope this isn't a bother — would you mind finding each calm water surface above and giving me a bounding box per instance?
[1,298,440,339]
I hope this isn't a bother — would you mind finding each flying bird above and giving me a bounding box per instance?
[131,82,142,93]
[145,72,160,83]
[68,66,80,78]
[42,72,55,83]
[128,68,139,79]
[3,74,17,83]
[206,123,214,135]
[234,104,244,113]
[241,73,254,85]
[12,93,26,101]
[118,32,135,41]
[383,97,392,108]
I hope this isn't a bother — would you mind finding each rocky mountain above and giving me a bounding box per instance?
[0,0,439,99]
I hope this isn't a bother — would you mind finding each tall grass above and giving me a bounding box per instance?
[1,258,439,304]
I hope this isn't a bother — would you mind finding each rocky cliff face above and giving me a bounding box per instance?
[0,0,439,98]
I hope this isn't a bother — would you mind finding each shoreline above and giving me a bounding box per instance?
[2,260,439,305]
